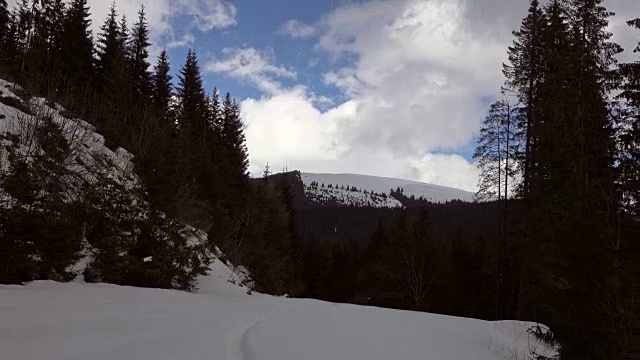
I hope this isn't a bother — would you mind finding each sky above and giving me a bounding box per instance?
[8,0,640,191]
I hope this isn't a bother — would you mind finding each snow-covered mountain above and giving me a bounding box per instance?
[301,172,474,207]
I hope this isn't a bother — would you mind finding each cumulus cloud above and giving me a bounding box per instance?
[278,19,316,38]
[166,33,196,49]
[86,0,236,36]
[205,48,297,94]
[3,0,238,49]
[241,0,640,191]
[174,0,237,31]
[240,0,505,190]
[410,154,480,192]
[241,87,350,166]
[316,0,507,157]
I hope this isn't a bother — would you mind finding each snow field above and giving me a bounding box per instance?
[0,280,556,360]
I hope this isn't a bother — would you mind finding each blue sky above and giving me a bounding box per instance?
[9,0,639,191]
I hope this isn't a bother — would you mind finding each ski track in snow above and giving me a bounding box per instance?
[226,306,285,360]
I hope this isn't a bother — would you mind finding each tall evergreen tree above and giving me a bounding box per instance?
[473,99,519,319]
[221,92,250,199]
[177,49,208,136]
[473,99,519,202]
[60,0,94,90]
[152,49,173,118]
[0,0,9,50]
[523,0,625,357]
[15,0,33,67]
[96,4,128,92]
[118,14,128,58]
[503,0,545,197]
[140,49,176,210]
[616,21,640,358]
[618,18,640,219]
[128,5,152,102]
[175,48,212,205]
[27,0,66,87]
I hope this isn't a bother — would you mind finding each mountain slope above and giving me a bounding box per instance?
[301,172,475,206]
[0,281,556,360]
[0,77,251,292]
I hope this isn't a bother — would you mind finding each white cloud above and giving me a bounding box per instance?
[316,0,506,157]
[15,0,238,51]
[166,33,196,49]
[7,0,237,35]
[409,154,479,192]
[174,0,237,31]
[205,48,297,94]
[278,19,316,38]
[242,86,349,167]
[241,0,506,190]
[81,0,236,64]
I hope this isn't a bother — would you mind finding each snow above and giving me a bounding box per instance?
[0,281,556,360]
[304,182,403,208]
[0,79,138,190]
[301,173,474,205]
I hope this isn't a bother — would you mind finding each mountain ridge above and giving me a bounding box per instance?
[300,172,475,207]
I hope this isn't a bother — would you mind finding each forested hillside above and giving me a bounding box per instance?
[0,0,303,296]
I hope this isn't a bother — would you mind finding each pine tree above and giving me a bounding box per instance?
[221,92,250,194]
[118,14,128,57]
[135,49,176,211]
[176,49,213,204]
[177,49,208,136]
[27,0,66,87]
[60,0,94,90]
[128,5,152,101]
[152,49,173,119]
[95,3,129,97]
[618,19,640,219]
[473,100,519,202]
[15,0,33,55]
[0,0,10,50]
[614,18,640,359]
[522,0,625,357]
[209,87,223,130]
[503,0,545,197]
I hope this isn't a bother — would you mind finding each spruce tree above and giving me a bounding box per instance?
[128,5,152,101]
[503,0,545,197]
[473,100,519,202]
[0,0,9,50]
[96,4,121,90]
[618,19,640,219]
[152,49,173,118]
[60,0,94,90]
[209,87,223,130]
[142,49,176,210]
[177,49,208,137]
[15,0,32,55]
[176,49,211,203]
[525,0,624,357]
[95,3,133,149]
[616,21,640,358]
[118,14,129,58]
[221,92,250,195]
[28,0,66,87]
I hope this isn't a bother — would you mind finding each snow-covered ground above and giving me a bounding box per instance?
[0,280,556,360]
[301,173,474,205]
